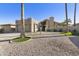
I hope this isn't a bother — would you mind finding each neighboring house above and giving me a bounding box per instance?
[0,17,75,33]
[39,16,65,31]
[0,24,16,33]
[39,17,55,31]
[16,18,38,32]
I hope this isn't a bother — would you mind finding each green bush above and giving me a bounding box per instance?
[65,32,72,36]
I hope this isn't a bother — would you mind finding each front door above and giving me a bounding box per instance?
[42,26,46,31]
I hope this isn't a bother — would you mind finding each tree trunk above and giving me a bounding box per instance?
[74,3,77,31]
[65,3,68,32]
[20,3,25,38]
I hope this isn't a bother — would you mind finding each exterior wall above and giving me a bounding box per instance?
[25,18,31,32]
[16,20,23,32]
[16,18,38,32]
[45,20,55,31]
[40,16,67,32]
[31,19,38,32]
[26,18,38,32]
[25,18,38,32]
[44,17,56,31]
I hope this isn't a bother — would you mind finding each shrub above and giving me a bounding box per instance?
[65,32,72,36]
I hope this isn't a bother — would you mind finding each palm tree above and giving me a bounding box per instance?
[20,3,25,38]
[65,3,68,32]
[74,3,77,31]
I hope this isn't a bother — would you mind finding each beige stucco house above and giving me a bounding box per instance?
[39,16,65,31]
[16,18,38,32]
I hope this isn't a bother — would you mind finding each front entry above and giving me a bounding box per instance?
[42,26,46,31]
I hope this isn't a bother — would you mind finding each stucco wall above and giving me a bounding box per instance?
[16,18,38,32]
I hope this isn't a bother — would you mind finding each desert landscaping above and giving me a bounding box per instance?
[0,32,79,56]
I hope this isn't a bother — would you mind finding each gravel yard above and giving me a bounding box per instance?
[0,32,79,56]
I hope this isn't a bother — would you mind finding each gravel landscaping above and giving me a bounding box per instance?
[0,32,79,56]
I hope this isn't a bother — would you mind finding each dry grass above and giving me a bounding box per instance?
[12,37,31,42]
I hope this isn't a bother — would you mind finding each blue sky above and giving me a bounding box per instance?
[0,3,79,24]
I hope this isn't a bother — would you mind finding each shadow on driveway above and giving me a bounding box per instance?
[69,36,79,48]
